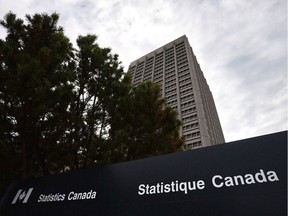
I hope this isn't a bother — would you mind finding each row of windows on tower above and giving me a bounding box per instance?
[150,63,190,80]
[166,93,194,107]
[165,93,194,111]
[153,71,190,85]
[183,131,201,141]
[183,122,199,132]
[182,113,197,123]
[165,85,192,97]
[181,106,196,116]
[130,42,188,83]
[132,64,190,85]
[152,60,173,73]
[184,141,202,150]
[165,90,193,102]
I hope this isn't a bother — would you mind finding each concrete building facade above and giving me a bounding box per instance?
[128,35,225,150]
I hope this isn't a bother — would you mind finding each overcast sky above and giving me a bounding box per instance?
[0,0,287,142]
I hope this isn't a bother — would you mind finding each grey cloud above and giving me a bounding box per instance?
[0,0,286,142]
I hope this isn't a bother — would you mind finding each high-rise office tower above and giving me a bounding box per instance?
[128,35,225,150]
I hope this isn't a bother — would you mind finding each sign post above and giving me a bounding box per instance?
[0,131,287,215]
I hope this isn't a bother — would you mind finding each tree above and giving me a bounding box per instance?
[0,12,183,198]
[66,34,129,169]
[0,12,75,181]
[108,81,184,162]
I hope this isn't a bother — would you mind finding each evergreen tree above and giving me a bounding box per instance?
[0,12,183,197]
[0,12,74,181]
[108,81,183,162]
[66,34,128,169]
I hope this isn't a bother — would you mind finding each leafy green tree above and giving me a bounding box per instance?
[108,81,184,162]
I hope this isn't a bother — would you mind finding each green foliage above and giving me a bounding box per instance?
[0,12,183,197]
[108,81,183,162]
[66,34,127,169]
[0,12,74,180]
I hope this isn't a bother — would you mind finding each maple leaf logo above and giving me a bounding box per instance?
[11,188,34,204]
[19,191,26,200]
